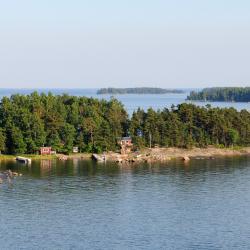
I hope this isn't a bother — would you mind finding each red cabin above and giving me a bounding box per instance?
[40,147,52,155]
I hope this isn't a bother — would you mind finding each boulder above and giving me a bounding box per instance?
[116,158,123,163]
[183,156,190,161]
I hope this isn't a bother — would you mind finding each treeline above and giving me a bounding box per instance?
[0,93,249,155]
[187,87,250,102]
[97,87,184,95]
[130,104,250,148]
[0,92,128,154]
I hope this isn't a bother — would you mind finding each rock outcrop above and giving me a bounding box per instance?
[0,169,22,184]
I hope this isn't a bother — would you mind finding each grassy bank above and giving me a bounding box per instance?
[0,153,92,161]
[0,154,57,161]
[0,155,16,160]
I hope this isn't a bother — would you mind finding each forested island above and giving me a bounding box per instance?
[187,87,250,102]
[97,87,184,94]
[0,92,249,156]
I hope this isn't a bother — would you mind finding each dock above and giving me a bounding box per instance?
[16,156,32,164]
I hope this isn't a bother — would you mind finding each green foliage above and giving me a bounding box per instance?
[0,93,249,154]
[130,104,250,149]
[60,123,76,154]
[0,129,6,153]
[226,128,239,146]
[187,87,250,102]
[9,126,27,154]
[0,93,128,154]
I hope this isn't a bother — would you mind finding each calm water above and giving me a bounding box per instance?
[0,88,249,115]
[1,157,250,249]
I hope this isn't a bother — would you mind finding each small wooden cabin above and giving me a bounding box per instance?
[40,147,52,155]
[117,137,133,154]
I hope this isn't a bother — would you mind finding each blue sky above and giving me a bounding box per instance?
[0,0,250,88]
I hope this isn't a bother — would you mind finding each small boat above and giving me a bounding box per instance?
[92,154,106,162]
[16,156,31,164]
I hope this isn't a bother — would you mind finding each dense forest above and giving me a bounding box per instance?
[0,93,128,154]
[130,104,250,148]
[97,87,184,94]
[0,92,249,155]
[187,87,250,102]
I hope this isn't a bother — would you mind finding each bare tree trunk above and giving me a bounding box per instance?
[149,132,152,148]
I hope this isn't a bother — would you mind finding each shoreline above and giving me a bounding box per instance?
[1,147,250,163]
[0,153,92,161]
[102,146,250,164]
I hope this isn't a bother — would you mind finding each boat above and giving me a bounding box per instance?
[92,154,106,162]
[16,156,31,164]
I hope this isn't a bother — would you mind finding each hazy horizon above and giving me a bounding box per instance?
[1,0,250,89]
[0,86,249,90]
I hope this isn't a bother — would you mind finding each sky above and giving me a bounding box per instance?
[0,0,250,89]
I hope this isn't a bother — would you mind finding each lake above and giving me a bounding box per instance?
[0,88,249,115]
[1,157,250,249]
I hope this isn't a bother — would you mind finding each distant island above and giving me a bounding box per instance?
[97,87,184,95]
[187,87,250,102]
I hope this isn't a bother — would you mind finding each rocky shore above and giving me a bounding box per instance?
[0,147,250,165]
[95,146,250,164]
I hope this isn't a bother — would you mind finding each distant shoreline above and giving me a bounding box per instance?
[97,87,184,95]
[1,147,250,163]
[187,87,250,102]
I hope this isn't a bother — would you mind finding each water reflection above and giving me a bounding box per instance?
[1,156,250,249]
[0,156,249,180]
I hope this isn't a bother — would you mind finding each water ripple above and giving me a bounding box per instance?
[1,157,250,249]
